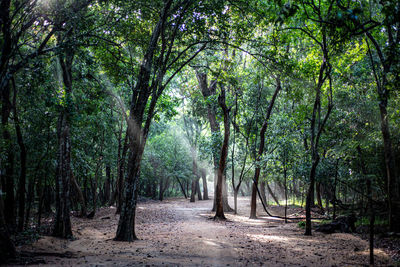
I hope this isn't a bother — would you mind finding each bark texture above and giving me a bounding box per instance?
[52,44,74,239]
[197,71,233,212]
[305,32,332,235]
[215,86,230,219]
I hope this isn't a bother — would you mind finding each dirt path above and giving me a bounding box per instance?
[11,197,393,266]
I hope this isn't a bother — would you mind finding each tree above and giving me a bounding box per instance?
[196,70,233,212]
[214,85,230,219]
[249,77,281,218]
[358,0,400,231]
[183,116,204,202]
[0,0,90,256]
[114,0,217,241]
[51,0,94,238]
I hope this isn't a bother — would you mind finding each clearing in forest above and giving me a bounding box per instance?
[11,197,392,266]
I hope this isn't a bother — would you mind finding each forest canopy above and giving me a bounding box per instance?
[0,0,399,264]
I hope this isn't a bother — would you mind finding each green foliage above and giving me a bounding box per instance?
[1,0,399,237]
[355,216,388,227]
[298,221,306,229]
[140,119,193,198]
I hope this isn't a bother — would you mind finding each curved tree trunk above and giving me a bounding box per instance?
[250,77,281,219]
[260,181,267,206]
[115,0,205,241]
[266,182,280,206]
[175,176,187,198]
[71,173,87,217]
[316,182,324,211]
[115,4,166,239]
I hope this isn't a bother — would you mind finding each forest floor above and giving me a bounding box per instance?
[9,196,395,266]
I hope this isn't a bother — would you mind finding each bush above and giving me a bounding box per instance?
[298,221,306,229]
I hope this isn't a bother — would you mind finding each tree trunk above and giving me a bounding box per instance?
[1,83,15,231]
[115,149,142,241]
[175,176,187,198]
[190,177,196,202]
[52,112,73,238]
[378,103,400,231]
[25,139,47,229]
[37,179,44,228]
[25,176,35,229]
[12,79,27,232]
[43,183,52,214]
[266,182,280,206]
[316,182,323,211]
[284,164,288,223]
[115,0,203,240]
[190,151,198,202]
[305,38,332,235]
[332,159,339,219]
[365,28,400,233]
[196,179,202,200]
[0,171,15,261]
[250,77,281,218]
[115,15,163,238]
[110,123,123,206]
[305,158,319,236]
[116,132,128,213]
[71,173,87,217]
[357,145,374,264]
[201,168,209,200]
[0,6,15,239]
[159,176,164,201]
[89,162,101,218]
[215,86,229,220]
[104,165,111,205]
[260,181,267,206]
[52,47,74,239]
[233,189,239,214]
[197,71,233,212]
[222,177,232,211]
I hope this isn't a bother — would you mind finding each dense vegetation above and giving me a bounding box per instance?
[1,0,399,262]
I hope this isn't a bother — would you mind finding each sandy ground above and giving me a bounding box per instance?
[10,196,393,266]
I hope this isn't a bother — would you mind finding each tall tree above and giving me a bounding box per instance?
[114,0,216,241]
[52,35,74,238]
[353,0,400,231]
[196,71,233,212]
[183,116,203,202]
[51,0,93,238]
[249,77,281,218]
[215,85,230,219]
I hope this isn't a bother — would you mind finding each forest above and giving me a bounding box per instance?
[1,0,400,266]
